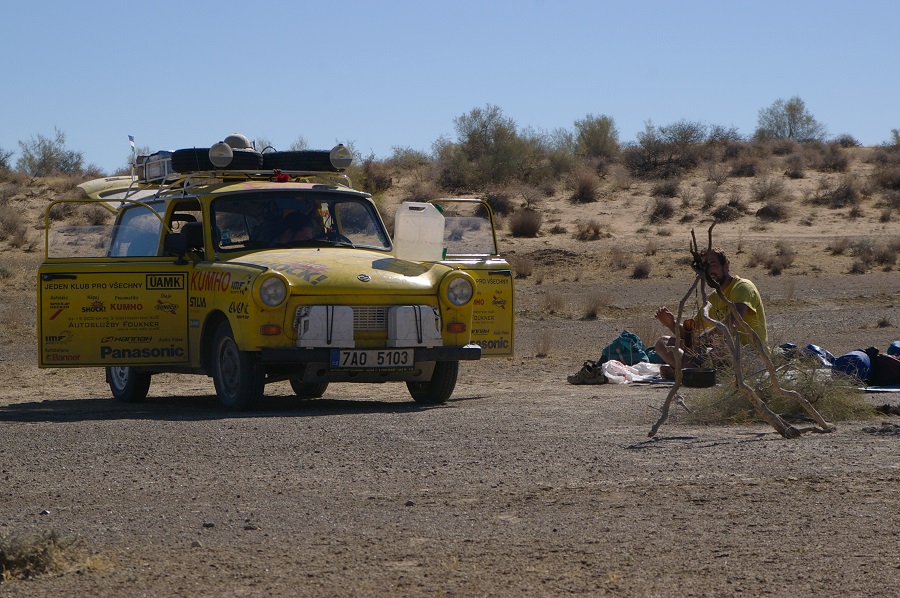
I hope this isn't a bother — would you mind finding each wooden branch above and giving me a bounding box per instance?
[648,223,834,439]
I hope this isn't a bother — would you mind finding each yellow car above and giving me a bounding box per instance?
[38,139,514,409]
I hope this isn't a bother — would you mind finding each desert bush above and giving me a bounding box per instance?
[872,164,900,191]
[403,179,440,202]
[483,188,515,215]
[547,223,566,234]
[755,199,790,222]
[0,264,13,279]
[509,256,534,279]
[722,140,747,161]
[683,356,872,425]
[574,114,620,161]
[768,138,799,156]
[0,530,101,581]
[0,210,25,242]
[16,128,84,176]
[809,177,859,208]
[705,161,729,186]
[82,205,112,226]
[544,292,565,313]
[631,260,651,279]
[650,179,680,198]
[700,181,718,209]
[582,293,609,320]
[648,197,675,223]
[828,237,851,255]
[387,145,431,171]
[609,246,630,270]
[0,147,13,173]
[811,142,850,172]
[567,166,600,203]
[751,177,785,202]
[508,209,542,237]
[574,219,605,241]
[874,243,898,266]
[729,157,760,177]
[679,185,696,208]
[783,154,806,179]
[835,134,861,148]
[880,207,893,223]
[361,155,393,193]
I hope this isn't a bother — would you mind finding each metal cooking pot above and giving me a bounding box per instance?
[682,367,716,388]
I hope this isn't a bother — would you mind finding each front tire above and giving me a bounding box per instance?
[106,366,151,403]
[290,379,329,399]
[211,321,265,410]
[406,361,458,405]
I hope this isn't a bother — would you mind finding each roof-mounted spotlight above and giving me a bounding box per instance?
[209,142,234,168]
[330,144,353,170]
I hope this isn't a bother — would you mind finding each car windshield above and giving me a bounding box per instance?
[211,191,391,252]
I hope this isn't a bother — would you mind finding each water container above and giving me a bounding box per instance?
[393,202,445,262]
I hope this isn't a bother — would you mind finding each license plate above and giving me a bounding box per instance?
[330,349,414,370]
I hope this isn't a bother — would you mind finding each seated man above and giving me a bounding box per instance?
[654,247,768,374]
[273,211,322,244]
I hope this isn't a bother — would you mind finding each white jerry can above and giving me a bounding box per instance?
[392,202,445,262]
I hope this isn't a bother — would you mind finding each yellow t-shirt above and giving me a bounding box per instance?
[696,275,767,345]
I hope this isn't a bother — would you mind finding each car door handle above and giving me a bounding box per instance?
[41,273,78,281]
[488,269,512,277]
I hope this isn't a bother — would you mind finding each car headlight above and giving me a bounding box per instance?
[446,276,474,306]
[258,276,288,307]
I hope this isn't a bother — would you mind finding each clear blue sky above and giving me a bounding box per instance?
[3,0,899,174]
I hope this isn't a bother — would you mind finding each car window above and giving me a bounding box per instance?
[108,203,165,257]
[211,192,390,251]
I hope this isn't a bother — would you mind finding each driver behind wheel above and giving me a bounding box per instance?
[274,211,322,243]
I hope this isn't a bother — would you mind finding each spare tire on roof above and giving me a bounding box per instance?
[262,150,340,172]
[171,148,263,173]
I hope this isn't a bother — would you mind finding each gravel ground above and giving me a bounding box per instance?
[1,283,899,596]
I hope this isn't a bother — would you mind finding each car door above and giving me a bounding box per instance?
[432,199,515,357]
[38,199,192,368]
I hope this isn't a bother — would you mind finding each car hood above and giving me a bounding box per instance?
[229,248,454,295]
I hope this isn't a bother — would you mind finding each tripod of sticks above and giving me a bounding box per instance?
[648,224,835,439]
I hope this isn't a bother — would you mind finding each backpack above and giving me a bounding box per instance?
[601,330,649,366]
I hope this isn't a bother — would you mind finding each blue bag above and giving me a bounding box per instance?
[601,330,649,365]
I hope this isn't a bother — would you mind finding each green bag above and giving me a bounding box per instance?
[601,330,649,365]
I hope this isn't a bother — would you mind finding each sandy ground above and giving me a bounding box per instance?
[1,153,899,595]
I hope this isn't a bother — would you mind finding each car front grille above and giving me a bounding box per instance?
[351,305,388,331]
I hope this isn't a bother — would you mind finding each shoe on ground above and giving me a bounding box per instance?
[567,360,607,385]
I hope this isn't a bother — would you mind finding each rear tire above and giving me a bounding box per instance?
[290,379,329,399]
[106,366,151,403]
[211,321,265,410]
[406,361,458,405]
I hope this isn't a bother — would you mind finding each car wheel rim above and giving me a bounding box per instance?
[110,367,128,391]
[218,338,241,395]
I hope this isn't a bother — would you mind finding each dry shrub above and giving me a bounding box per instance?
[874,243,898,266]
[567,167,600,203]
[631,260,651,279]
[755,199,790,222]
[508,209,542,238]
[404,179,439,203]
[751,177,784,202]
[0,530,106,581]
[608,164,633,190]
[769,138,799,156]
[0,265,14,279]
[828,237,851,255]
[809,176,859,209]
[712,193,746,222]
[582,293,608,320]
[0,209,25,242]
[609,247,630,270]
[730,157,761,177]
[548,223,567,234]
[648,197,675,223]
[783,154,805,179]
[651,179,680,198]
[679,185,696,208]
[574,219,605,241]
[873,164,900,191]
[683,356,873,425]
[544,292,565,313]
[483,188,515,215]
[705,161,729,186]
[809,142,850,172]
[700,182,718,209]
[82,204,112,226]
[509,256,533,279]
